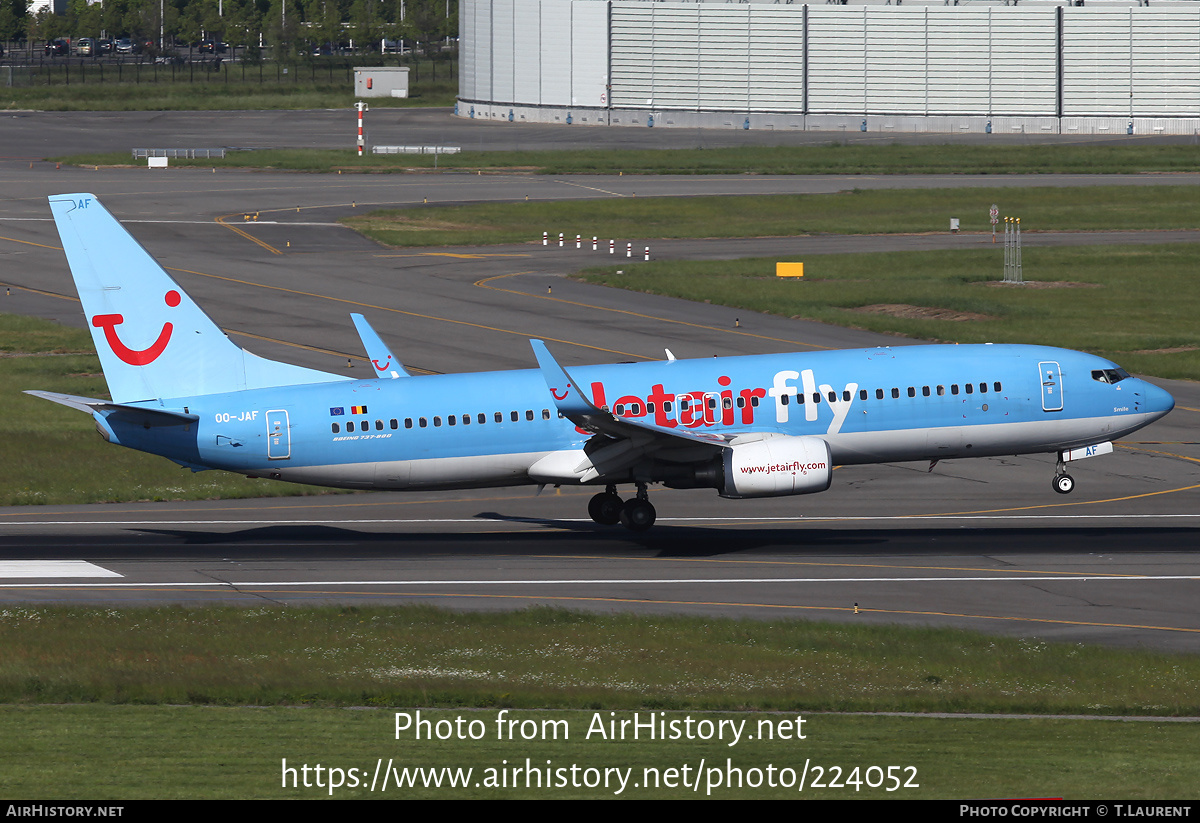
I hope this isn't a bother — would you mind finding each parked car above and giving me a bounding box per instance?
[97,39,114,54]
[115,38,141,54]
[44,39,69,56]
[198,39,227,54]
[75,38,94,56]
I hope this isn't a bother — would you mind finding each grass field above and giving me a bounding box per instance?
[344,185,1200,246]
[58,142,1200,175]
[1,606,1198,798]
[2,705,1196,798]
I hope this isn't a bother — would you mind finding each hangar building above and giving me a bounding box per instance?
[457,0,1200,134]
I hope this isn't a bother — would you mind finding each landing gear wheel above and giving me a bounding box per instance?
[619,498,657,532]
[588,492,623,525]
[1053,474,1075,495]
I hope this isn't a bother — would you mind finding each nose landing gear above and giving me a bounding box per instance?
[1053,456,1074,494]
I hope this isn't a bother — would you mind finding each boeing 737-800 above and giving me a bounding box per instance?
[27,194,1175,530]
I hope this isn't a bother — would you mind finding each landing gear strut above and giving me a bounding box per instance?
[587,483,657,531]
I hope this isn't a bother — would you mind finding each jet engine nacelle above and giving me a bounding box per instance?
[720,435,832,499]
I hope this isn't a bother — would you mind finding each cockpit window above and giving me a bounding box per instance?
[1091,368,1131,384]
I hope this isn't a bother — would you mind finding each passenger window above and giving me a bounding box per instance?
[937,385,945,396]
[462,415,470,425]
[780,395,789,406]
[994,382,1002,392]
[965,384,974,395]
[875,389,883,400]
[447,415,456,426]
[419,417,427,428]
[922,386,930,397]
[478,414,486,424]
[615,404,625,415]
[510,411,519,422]
[347,421,355,432]
[375,420,383,430]
[495,412,502,423]
[842,390,851,402]
[907,387,915,398]
[433,416,442,427]
[891,388,899,399]
[811,392,820,404]
[542,409,551,420]
[979,383,988,393]
[827,391,836,403]
[525,410,534,421]
[390,419,398,429]
[331,423,340,433]
[951,384,959,395]
[860,389,868,401]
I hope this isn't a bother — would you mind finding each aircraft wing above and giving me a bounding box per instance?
[530,339,732,451]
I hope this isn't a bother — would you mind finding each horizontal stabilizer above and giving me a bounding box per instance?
[25,390,199,426]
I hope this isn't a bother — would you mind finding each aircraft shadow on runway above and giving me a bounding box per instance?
[3,523,1196,560]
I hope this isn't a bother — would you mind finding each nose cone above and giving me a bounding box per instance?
[1140,380,1175,420]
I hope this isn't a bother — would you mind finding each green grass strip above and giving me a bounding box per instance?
[2,605,1197,716]
[343,185,1200,246]
[4,80,458,112]
[57,142,1200,174]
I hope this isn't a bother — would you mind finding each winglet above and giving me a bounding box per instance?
[351,313,409,378]
[530,339,612,431]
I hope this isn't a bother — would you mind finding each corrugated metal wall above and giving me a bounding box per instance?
[460,0,1200,119]
[459,0,609,108]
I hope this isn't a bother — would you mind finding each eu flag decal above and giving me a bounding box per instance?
[330,407,345,416]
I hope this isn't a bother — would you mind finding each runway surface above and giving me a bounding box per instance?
[0,110,1197,651]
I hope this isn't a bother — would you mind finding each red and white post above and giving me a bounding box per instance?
[355,102,367,156]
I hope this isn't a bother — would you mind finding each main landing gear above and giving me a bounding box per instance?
[1053,456,1075,495]
[588,483,657,531]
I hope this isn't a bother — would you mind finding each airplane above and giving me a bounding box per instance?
[27,193,1175,531]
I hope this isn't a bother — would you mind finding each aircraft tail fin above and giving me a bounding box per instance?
[48,194,347,403]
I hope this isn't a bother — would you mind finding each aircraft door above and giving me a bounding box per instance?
[1038,361,1064,412]
[266,409,291,459]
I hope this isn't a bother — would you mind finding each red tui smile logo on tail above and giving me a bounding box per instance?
[91,290,180,366]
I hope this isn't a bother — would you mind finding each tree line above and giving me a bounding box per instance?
[0,0,457,58]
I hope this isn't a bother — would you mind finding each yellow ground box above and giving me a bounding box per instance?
[776,262,804,278]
